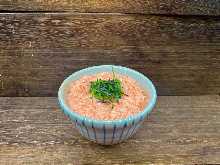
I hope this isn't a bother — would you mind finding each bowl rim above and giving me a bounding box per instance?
[58,65,157,127]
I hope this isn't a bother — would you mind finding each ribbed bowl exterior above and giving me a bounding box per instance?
[75,119,143,145]
[62,108,144,145]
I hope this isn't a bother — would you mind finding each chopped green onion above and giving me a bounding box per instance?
[89,68,125,106]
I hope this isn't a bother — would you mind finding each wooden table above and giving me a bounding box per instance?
[0,1,220,164]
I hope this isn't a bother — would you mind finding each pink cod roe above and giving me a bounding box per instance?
[66,72,149,120]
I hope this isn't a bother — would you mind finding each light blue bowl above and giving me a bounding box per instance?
[58,65,157,145]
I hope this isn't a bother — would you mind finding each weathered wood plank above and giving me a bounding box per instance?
[0,14,220,96]
[0,96,220,164]
[0,0,220,16]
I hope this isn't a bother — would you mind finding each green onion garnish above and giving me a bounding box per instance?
[89,68,125,106]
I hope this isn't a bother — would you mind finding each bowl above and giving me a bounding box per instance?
[58,65,157,145]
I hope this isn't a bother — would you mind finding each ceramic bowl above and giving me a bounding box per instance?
[58,65,157,145]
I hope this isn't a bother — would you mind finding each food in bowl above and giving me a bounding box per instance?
[67,72,149,120]
[58,65,157,145]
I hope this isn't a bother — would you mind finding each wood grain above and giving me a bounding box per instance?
[0,0,220,16]
[0,13,220,96]
[0,96,220,164]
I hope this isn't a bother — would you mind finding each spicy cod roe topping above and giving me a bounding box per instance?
[67,72,149,120]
